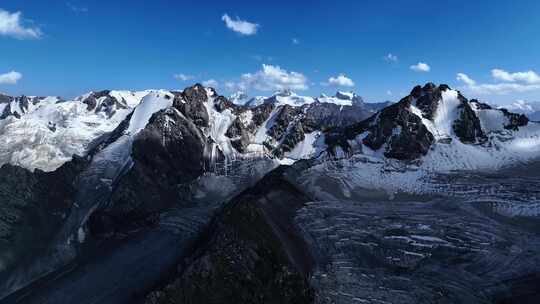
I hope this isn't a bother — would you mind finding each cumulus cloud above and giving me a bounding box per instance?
[0,71,22,85]
[410,62,430,72]
[174,73,194,81]
[324,74,355,87]
[491,68,540,84]
[456,70,540,95]
[456,73,476,86]
[0,9,42,39]
[228,64,308,92]
[222,14,259,36]
[202,79,219,88]
[383,53,398,62]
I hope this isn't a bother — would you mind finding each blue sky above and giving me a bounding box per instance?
[1,0,540,104]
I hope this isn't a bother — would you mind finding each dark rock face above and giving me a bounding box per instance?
[268,106,303,142]
[302,102,373,133]
[413,82,444,120]
[453,95,486,144]
[0,95,37,119]
[370,101,434,160]
[230,98,376,157]
[106,108,207,228]
[501,109,529,131]
[326,98,435,160]
[326,83,533,160]
[225,117,251,153]
[0,93,13,104]
[145,167,314,304]
[251,102,275,127]
[279,122,306,155]
[132,108,207,183]
[80,90,128,117]
[81,90,111,111]
[214,95,240,113]
[0,157,87,277]
[173,84,210,128]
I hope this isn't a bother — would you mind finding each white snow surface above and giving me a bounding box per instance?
[316,89,540,194]
[242,90,362,108]
[411,89,461,140]
[316,91,363,106]
[125,91,174,135]
[0,91,151,171]
[203,88,237,157]
[282,132,326,164]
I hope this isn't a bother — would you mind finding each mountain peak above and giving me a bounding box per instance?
[229,91,249,105]
[274,88,295,97]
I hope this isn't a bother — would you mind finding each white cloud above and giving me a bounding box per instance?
[221,14,259,36]
[456,71,540,95]
[202,79,219,88]
[292,38,300,45]
[174,73,194,81]
[324,74,355,87]
[0,9,42,39]
[0,71,22,85]
[456,73,476,86]
[383,53,398,62]
[386,90,393,96]
[229,64,308,92]
[67,3,89,13]
[491,68,540,84]
[410,62,430,72]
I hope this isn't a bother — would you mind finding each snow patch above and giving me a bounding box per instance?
[126,91,173,135]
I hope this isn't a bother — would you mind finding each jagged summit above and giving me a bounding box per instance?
[1,82,537,173]
[2,82,540,304]
[326,83,537,171]
[229,89,368,108]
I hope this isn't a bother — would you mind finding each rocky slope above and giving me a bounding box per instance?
[144,83,540,303]
[0,87,378,172]
[145,158,540,304]
[146,166,314,304]
[1,83,539,303]
[326,83,532,166]
[0,84,373,300]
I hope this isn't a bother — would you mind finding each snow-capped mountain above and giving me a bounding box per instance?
[0,86,377,172]
[2,82,537,175]
[141,86,540,304]
[229,89,383,108]
[2,82,540,304]
[323,83,539,194]
[0,90,150,171]
[499,99,540,121]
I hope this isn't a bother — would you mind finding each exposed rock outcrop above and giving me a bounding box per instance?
[173,84,210,128]
[101,108,208,234]
[0,156,87,277]
[145,166,314,304]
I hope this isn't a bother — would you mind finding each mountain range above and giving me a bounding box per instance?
[0,83,539,304]
[499,99,540,121]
